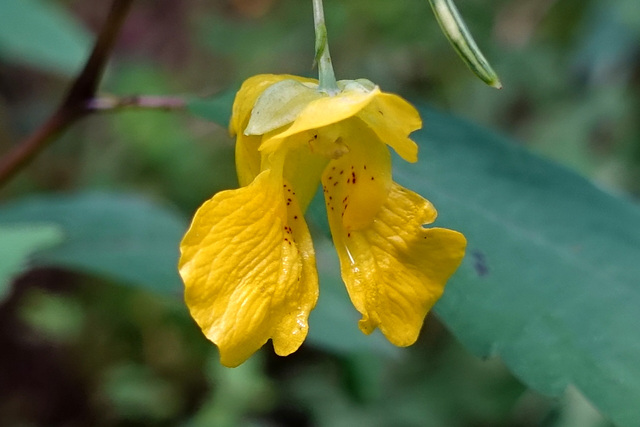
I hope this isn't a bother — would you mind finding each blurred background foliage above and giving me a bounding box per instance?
[0,0,638,425]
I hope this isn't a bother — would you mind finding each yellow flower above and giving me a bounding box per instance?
[179,74,467,367]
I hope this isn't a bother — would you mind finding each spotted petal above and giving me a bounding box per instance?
[322,120,392,231]
[179,169,318,367]
[326,180,467,346]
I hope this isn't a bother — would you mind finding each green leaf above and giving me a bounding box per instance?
[188,89,238,129]
[0,193,187,295]
[0,224,63,302]
[0,0,91,75]
[388,105,639,427]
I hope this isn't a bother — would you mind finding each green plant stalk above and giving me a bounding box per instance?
[312,0,339,95]
[428,0,502,89]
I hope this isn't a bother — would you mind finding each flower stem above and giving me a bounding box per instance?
[428,0,502,89]
[312,0,339,95]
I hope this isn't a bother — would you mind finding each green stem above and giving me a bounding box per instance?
[428,0,502,89]
[312,0,339,95]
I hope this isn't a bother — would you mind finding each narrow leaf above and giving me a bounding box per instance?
[428,0,502,88]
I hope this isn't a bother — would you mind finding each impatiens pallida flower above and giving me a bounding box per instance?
[179,74,466,367]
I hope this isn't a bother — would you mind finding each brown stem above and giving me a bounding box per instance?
[0,0,134,187]
[86,95,187,112]
[0,110,77,184]
[64,0,134,107]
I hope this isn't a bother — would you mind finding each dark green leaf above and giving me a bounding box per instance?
[0,193,187,295]
[387,105,639,427]
[0,224,63,301]
[187,89,238,129]
[0,0,91,75]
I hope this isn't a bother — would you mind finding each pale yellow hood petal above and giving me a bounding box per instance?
[230,74,293,137]
[261,87,381,152]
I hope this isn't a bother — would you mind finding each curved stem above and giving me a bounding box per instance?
[312,0,339,95]
[0,0,134,188]
[0,110,77,187]
[428,0,502,89]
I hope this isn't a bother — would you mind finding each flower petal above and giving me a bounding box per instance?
[282,141,330,212]
[327,182,466,346]
[357,93,422,163]
[230,74,293,137]
[245,78,322,136]
[179,169,318,367]
[257,142,328,213]
[232,74,292,186]
[322,120,392,231]
[235,132,262,187]
[233,75,320,187]
[266,87,380,145]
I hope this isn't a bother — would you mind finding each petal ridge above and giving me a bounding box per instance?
[328,182,466,346]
